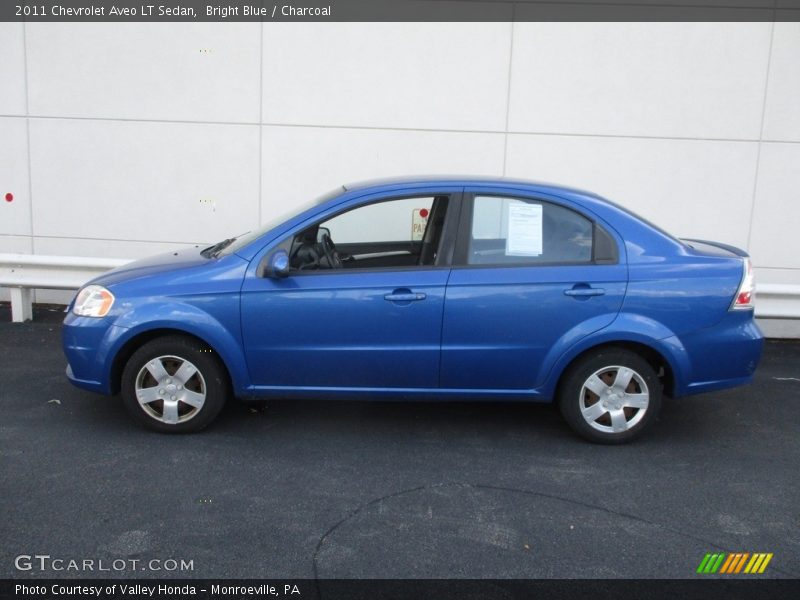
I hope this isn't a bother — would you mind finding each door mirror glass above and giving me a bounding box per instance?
[267,249,290,278]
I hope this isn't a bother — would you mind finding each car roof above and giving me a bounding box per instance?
[342,175,602,200]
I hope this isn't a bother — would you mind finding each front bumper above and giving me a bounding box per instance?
[65,363,106,394]
[62,312,125,395]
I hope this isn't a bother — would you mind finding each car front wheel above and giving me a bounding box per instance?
[558,349,662,444]
[121,335,228,433]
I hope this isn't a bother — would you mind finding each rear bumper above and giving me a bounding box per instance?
[670,312,763,397]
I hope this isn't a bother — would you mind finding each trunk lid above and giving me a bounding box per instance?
[681,238,749,259]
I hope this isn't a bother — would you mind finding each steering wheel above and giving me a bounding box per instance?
[320,232,343,269]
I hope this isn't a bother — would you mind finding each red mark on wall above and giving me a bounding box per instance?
[4,193,13,203]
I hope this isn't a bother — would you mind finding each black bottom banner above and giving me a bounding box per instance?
[3,579,800,600]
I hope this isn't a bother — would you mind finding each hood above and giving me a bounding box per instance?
[88,246,210,288]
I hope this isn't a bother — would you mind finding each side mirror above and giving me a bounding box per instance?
[266,249,290,278]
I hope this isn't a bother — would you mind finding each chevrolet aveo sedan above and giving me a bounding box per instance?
[63,177,763,443]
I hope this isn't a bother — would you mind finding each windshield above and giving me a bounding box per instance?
[215,186,344,257]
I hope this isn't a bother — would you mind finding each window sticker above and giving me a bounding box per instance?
[506,203,543,256]
[411,208,429,241]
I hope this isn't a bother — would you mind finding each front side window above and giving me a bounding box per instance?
[283,194,451,271]
[324,197,433,244]
[468,195,594,265]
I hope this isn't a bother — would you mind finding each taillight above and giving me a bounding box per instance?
[731,258,755,310]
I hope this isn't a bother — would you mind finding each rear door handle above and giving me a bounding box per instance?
[564,287,605,297]
[384,291,426,302]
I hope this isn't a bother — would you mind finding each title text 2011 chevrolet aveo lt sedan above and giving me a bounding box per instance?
[62,177,763,443]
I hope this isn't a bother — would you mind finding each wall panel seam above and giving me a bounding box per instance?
[502,11,515,177]
[21,22,34,254]
[4,113,799,146]
[746,19,776,252]
[258,11,264,226]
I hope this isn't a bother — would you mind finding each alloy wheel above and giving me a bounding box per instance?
[134,355,206,424]
[578,365,650,434]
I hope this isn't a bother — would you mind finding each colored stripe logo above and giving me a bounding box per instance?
[697,552,773,574]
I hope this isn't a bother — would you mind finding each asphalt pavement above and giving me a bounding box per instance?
[1,303,798,580]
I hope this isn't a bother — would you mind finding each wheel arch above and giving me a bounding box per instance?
[554,340,677,399]
[108,327,238,396]
[538,310,693,401]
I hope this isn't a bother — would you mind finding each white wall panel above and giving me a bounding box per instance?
[755,267,800,286]
[262,22,511,131]
[749,143,800,269]
[0,234,32,254]
[261,126,505,221]
[508,21,771,140]
[505,134,759,249]
[762,22,800,142]
[32,236,197,259]
[29,119,260,244]
[0,23,27,116]
[0,118,31,236]
[26,23,261,123]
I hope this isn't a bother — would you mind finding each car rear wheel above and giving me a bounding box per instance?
[558,349,662,444]
[121,336,228,433]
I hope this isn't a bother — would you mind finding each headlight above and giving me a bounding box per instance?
[73,285,115,317]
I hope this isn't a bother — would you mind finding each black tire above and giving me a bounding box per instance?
[121,335,229,433]
[558,348,662,444]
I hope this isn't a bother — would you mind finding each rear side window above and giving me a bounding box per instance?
[468,195,595,265]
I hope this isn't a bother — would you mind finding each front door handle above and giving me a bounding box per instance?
[564,286,605,297]
[384,290,426,302]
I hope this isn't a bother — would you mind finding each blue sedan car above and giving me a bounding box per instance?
[63,177,762,442]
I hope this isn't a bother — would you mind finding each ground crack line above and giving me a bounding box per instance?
[310,481,796,583]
